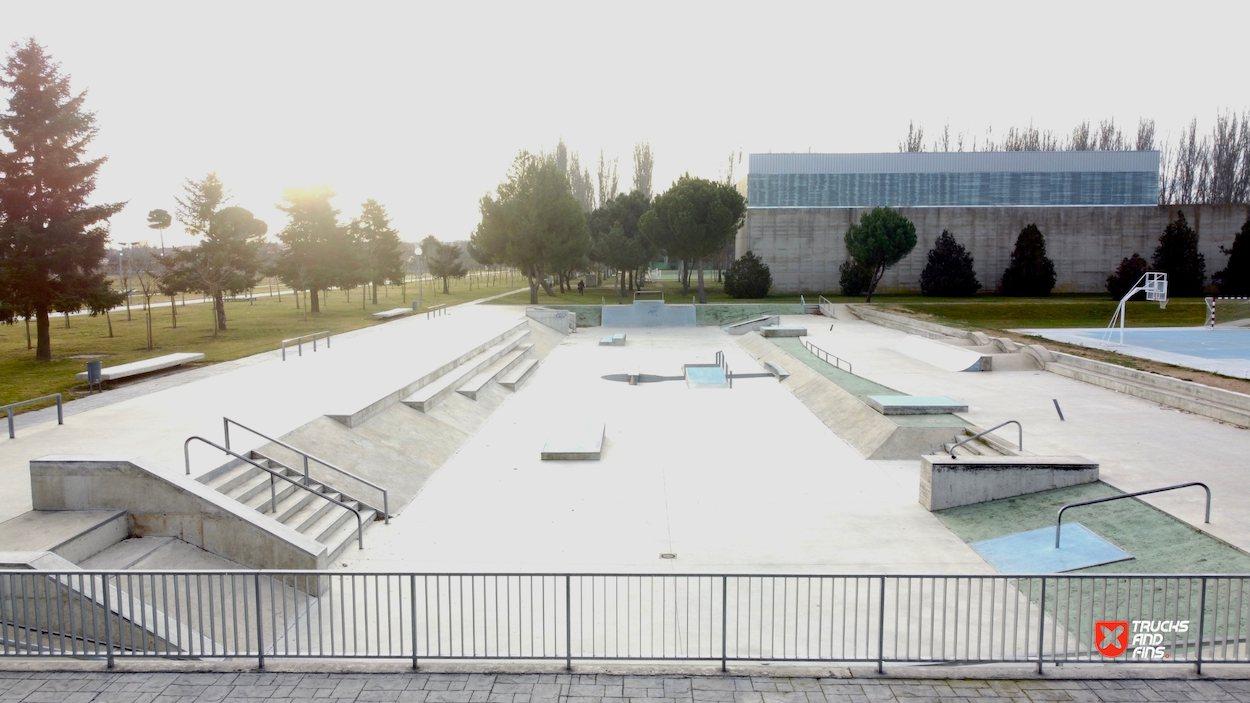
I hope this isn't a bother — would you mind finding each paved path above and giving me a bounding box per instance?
[0,671,1246,703]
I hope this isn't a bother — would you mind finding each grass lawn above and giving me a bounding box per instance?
[1,274,524,412]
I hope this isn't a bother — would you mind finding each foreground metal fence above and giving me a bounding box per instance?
[0,571,1246,672]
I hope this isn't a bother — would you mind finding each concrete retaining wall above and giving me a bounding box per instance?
[920,455,1099,510]
[30,456,326,571]
[740,203,1250,293]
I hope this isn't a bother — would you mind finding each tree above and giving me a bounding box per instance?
[0,39,125,361]
[471,152,589,304]
[421,236,466,294]
[839,259,873,296]
[587,190,652,298]
[597,150,619,208]
[632,142,654,199]
[175,173,251,330]
[919,230,980,297]
[352,199,403,305]
[1214,216,1250,296]
[147,208,172,253]
[724,251,772,299]
[640,175,746,303]
[166,206,267,334]
[844,207,917,302]
[274,187,352,314]
[1106,253,1149,300]
[1151,211,1206,297]
[1000,224,1057,296]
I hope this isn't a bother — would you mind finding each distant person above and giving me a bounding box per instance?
[577,279,585,296]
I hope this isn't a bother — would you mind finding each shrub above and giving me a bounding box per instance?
[1106,253,1149,300]
[1000,223,1057,296]
[1151,211,1206,297]
[1213,216,1250,296]
[919,230,980,297]
[723,251,772,298]
[839,258,873,296]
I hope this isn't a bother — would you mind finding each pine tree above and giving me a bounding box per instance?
[0,40,124,361]
[353,199,403,305]
[1151,211,1206,297]
[1000,224,1057,296]
[1106,253,1149,300]
[1213,216,1250,296]
[724,251,773,298]
[920,230,980,296]
[274,187,351,314]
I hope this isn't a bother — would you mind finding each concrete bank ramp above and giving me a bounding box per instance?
[892,335,990,372]
[601,300,696,327]
[736,334,967,459]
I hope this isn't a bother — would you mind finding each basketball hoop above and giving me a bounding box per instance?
[1105,272,1168,344]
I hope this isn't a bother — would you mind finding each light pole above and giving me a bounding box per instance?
[414,246,423,312]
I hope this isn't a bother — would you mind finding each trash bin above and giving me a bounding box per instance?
[412,301,420,311]
[86,361,102,393]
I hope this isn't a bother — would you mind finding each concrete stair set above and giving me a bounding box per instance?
[196,450,383,564]
[401,326,536,411]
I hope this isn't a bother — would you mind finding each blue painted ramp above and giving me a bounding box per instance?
[601,301,696,328]
[972,523,1132,573]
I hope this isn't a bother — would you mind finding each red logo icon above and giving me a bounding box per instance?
[1095,620,1129,657]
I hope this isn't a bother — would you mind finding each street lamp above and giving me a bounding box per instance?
[414,246,423,313]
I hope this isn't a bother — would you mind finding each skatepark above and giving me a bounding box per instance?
[0,295,1248,673]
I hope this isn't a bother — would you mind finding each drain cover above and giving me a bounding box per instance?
[660,553,676,559]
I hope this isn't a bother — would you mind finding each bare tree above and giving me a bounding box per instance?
[898,121,925,152]
[130,248,162,350]
[1136,118,1156,151]
[1070,121,1093,151]
[597,150,619,206]
[568,151,595,211]
[632,142,654,198]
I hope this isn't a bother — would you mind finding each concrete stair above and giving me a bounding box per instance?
[499,359,539,390]
[198,452,381,563]
[1046,354,1250,428]
[942,427,1021,458]
[402,329,532,411]
[456,344,533,400]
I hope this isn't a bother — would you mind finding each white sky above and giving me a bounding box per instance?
[2,1,1247,249]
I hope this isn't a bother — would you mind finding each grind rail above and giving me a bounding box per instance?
[1056,482,1211,548]
[0,571,1244,672]
[803,339,852,374]
[280,331,330,361]
[2,393,63,439]
[223,418,388,522]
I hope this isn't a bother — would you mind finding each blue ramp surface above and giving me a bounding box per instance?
[602,301,696,327]
[972,523,1132,573]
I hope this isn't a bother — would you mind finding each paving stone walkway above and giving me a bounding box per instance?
[0,672,1247,703]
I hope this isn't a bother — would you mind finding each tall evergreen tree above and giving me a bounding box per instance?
[640,175,747,303]
[843,207,917,302]
[274,187,352,313]
[0,39,125,361]
[1214,216,1250,296]
[1106,253,1149,300]
[421,236,466,294]
[1151,211,1206,297]
[352,199,403,305]
[919,230,980,297]
[1000,224,1057,296]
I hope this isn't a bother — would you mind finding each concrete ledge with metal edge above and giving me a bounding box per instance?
[280,331,329,361]
[3,393,63,439]
[73,353,205,380]
[29,455,327,572]
[920,455,1100,511]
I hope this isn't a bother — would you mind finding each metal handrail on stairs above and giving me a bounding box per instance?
[948,420,1022,458]
[183,436,365,549]
[223,417,388,522]
[803,339,852,374]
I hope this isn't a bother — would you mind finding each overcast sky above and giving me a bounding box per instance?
[2,1,1247,249]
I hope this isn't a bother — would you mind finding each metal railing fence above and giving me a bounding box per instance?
[803,339,852,374]
[0,571,1245,672]
[280,331,330,361]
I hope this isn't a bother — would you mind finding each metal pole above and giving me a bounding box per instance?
[565,575,572,671]
[877,576,886,674]
[6,408,12,440]
[102,574,114,669]
[721,576,728,672]
[55,395,63,426]
[1196,577,1207,675]
[411,574,419,669]
[1037,578,1047,674]
[303,456,310,487]
[255,573,265,670]
[224,418,231,452]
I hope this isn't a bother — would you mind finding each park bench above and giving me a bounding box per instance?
[371,308,412,320]
[74,352,205,382]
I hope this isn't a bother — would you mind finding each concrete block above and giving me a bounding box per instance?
[866,395,969,415]
[371,307,412,320]
[541,423,605,461]
[919,455,1099,511]
[74,352,204,381]
[760,325,807,338]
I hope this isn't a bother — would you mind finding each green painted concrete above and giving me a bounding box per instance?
[936,482,1250,574]
[697,304,805,326]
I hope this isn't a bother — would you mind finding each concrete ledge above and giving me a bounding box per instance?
[371,308,412,320]
[763,361,789,380]
[920,455,1099,511]
[723,315,780,335]
[867,395,969,415]
[541,423,605,461]
[74,352,204,381]
[30,456,326,570]
[760,325,807,338]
